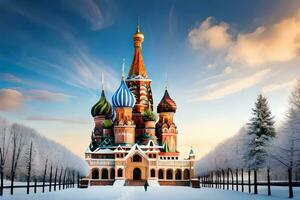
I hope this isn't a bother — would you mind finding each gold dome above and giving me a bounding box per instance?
[133,25,144,42]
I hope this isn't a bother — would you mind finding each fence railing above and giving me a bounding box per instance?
[0,172,82,196]
[199,168,300,198]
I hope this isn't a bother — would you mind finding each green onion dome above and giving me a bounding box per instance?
[91,90,113,118]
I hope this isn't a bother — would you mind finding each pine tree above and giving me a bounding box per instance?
[246,94,276,168]
[245,94,275,194]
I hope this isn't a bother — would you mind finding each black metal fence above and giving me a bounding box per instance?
[0,172,81,196]
[199,168,300,198]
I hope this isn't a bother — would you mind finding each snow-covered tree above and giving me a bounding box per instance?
[244,94,275,194]
[244,94,275,170]
[271,80,300,198]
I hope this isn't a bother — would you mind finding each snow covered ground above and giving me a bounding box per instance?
[2,185,300,200]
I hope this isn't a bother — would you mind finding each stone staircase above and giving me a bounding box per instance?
[124,180,146,186]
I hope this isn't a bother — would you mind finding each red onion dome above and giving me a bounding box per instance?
[157,89,177,113]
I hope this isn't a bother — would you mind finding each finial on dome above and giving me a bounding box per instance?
[101,72,104,91]
[164,72,168,90]
[122,58,125,81]
[136,16,140,33]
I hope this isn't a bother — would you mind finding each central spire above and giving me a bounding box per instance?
[127,23,147,79]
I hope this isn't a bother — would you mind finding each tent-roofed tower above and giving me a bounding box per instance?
[126,24,153,138]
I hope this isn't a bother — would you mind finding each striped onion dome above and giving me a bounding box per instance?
[91,90,113,118]
[112,80,136,108]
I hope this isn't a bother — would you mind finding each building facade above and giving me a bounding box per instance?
[84,25,195,186]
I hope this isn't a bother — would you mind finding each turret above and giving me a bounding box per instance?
[126,23,154,138]
[112,62,136,145]
[156,88,178,152]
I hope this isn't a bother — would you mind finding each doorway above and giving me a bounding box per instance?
[133,168,141,180]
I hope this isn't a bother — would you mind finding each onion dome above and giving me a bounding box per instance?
[112,80,136,108]
[133,25,144,45]
[157,89,177,113]
[91,90,113,118]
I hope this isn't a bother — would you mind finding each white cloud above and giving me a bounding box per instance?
[188,17,232,50]
[223,66,233,74]
[262,79,296,93]
[191,69,271,101]
[0,89,23,111]
[189,10,300,67]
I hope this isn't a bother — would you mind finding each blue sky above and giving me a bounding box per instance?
[1,0,300,158]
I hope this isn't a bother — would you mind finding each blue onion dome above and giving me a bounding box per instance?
[91,90,113,118]
[112,80,136,108]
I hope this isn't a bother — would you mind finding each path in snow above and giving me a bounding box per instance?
[2,186,300,200]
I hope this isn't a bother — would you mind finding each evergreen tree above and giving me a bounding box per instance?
[246,94,276,170]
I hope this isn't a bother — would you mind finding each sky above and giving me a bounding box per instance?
[1,0,300,159]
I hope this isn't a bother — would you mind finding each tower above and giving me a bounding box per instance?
[112,62,136,145]
[126,24,153,138]
[156,88,178,152]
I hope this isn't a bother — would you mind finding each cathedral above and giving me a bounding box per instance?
[84,25,195,186]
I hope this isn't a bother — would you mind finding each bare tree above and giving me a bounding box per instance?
[0,119,12,195]
[10,124,26,195]
[270,80,300,198]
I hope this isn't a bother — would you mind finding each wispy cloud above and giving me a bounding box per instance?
[190,69,271,101]
[64,0,115,31]
[1,1,118,93]
[262,79,296,93]
[25,115,89,124]
[26,89,72,102]
[0,88,72,112]
[0,73,22,83]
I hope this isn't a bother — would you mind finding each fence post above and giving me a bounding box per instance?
[49,165,52,192]
[222,170,225,190]
[248,169,251,193]
[267,168,271,196]
[236,169,238,191]
[288,168,293,198]
[241,169,244,192]
[34,178,37,193]
[77,172,80,188]
[54,167,58,192]
[227,170,229,190]
[254,170,257,194]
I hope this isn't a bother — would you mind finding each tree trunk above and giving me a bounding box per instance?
[254,170,258,194]
[267,168,271,196]
[231,169,234,190]
[0,165,3,196]
[248,169,251,193]
[241,169,244,192]
[288,168,293,198]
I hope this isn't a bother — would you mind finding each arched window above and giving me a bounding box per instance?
[110,168,115,179]
[158,169,164,179]
[150,169,155,177]
[133,154,142,162]
[166,169,173,180]
[118,168,123,177]
[175,169,182,180]
[101,168,109,179]
[184,169,190,179]
[92,169,99,179]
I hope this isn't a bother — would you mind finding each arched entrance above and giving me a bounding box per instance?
[133,168,141,180]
